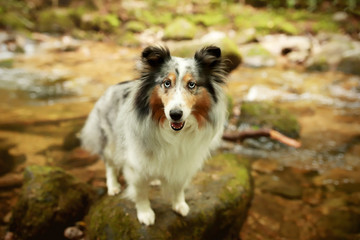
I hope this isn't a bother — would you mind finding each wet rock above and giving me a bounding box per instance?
[260,34,311,64]
[86,153,252,240]
[255,168,303,199]
[307,33,360,74]
[56,148,99,169]
[170,32,242,72]
[0,173,23,188]
[80,13,121,33]
[163,18,197,40]
[0,140,16,176]
[9,165,95,240]
[0,68,78,100]
[337,54,360,76]
[317,204,360,239]
[62,124,83,151]
[125,21,147,33]
[239,43,276,68]
[38,9,76,33]
[238,101,301,139]
[313,168,360,194]
[64,226,84,240]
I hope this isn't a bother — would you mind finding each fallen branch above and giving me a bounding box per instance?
[223,129,301,148]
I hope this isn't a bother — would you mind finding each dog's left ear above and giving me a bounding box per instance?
[141,46,171,69]
[194,46,222,69]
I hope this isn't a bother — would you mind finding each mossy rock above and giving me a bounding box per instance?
[86,153,253,240]
[80,12,121,33]
[189,12,229,27]
[241,43,275,68]
[0,11,34,30]
[125,20,146,33]
[171,35,242,72]
[337,56,360,76]
[163,18,197,40]
[239,101,300,138]
[9,165,95,240]
[37,8,76,33]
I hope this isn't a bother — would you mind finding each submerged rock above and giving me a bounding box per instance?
[9,165,95,240]
[86,153,252,240]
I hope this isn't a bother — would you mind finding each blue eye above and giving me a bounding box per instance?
[163,80,171,88]
[187,81,196,89]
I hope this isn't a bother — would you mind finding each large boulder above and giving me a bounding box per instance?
[86,153,252,240]
[8,165,95,240]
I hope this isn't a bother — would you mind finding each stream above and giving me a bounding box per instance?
[0,33,360,240]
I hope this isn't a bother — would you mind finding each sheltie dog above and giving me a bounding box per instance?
[81,45,228,226]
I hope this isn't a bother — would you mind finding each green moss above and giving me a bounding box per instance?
[239,102,300,138]
[10,165,95,240]
[0,11,34,30]
[210,154,251,203]
[164,18,197,40]
[80,12,121,33]
[86,153,252,239]
[0,59,14,68]
[86,196,141,240]
[131,9,172,26]
[125,20,146,33]
[37,8,77,33]
[189,12,229,27]
[116,32,141,47]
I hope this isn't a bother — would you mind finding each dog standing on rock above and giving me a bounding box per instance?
[81,45,228,225]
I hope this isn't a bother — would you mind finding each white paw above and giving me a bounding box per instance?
[137,208,155,226]
[107,183,121,196]
[172,201,189,216]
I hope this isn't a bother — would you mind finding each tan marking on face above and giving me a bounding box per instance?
[166,73,177,85]
[182,73,194,84]
[191,88,212,128]
[149,86,166,124]
[159,72,177,107]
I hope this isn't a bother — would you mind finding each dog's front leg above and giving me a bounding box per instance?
[105,162,121,196]
[165,181,190,217]
[124,166,155,226]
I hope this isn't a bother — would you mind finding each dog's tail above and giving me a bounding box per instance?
[80,107,105,156]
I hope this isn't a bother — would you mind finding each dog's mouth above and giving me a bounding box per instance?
[170,121,185,131]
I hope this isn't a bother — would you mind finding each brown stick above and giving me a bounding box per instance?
[222,129,301,148]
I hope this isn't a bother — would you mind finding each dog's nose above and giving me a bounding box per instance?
[170,109,183,121]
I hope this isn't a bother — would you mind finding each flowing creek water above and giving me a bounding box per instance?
[0,36,359,239]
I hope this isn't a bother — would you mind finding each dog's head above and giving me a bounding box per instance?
[135,46,227,131]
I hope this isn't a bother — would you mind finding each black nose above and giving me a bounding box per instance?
[170,109,183,121]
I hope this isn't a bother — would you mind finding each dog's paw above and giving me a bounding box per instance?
[172,201,189,216]
[107,183,121,196]
[137,208,155,226]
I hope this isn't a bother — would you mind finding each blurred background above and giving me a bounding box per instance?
[0,0,360,239]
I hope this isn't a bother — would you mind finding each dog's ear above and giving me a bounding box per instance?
[141,46,171,69]
[194,46,222,69]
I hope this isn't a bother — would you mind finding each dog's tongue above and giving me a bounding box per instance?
[171,122,184,131]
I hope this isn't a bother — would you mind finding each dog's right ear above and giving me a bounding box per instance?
[141,46,171,69]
